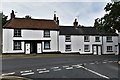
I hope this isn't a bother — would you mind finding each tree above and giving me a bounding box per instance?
[94,1,120,33]
[0,12,8,26]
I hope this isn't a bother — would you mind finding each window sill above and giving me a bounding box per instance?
[65,49,71,51]
[65,40,71,42]
[44,48,51,50]
[84,41,90,42]
[84,50,90,52]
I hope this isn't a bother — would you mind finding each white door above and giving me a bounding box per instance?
[98,46,101,55]
[25,43,30,54]
[37,43,41,53]
[93,46,97,55]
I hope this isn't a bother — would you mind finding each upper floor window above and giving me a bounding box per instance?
[14,41,21,50]
[106,36,112,42]
[44,41,50,49]
[84,45,90,52]
[65,35,71,42]
[107,46,113,52]
[14,29,21,37]
[84,36,90,42]
[95,36,100,42]
[65,44,71,51]
[44,30,50,37]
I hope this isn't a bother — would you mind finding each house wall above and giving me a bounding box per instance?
[59,35,102,54]
[3,29,58,53]
[102,36,118,55]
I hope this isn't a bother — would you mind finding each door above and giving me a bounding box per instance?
[37,43,41,53]
[98,46,101,55]
[93,46,97,55]
[115,45,118,55]
[25,43,30,54]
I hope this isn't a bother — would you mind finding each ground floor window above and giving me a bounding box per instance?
[44,41,50,49]
[84,45,90,52]
[107,46,113,52]
[65,44,71,51]
[14,41,21,50]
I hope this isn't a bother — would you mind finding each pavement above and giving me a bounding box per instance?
[1,55,120,80]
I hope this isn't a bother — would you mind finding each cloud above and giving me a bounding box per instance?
[2,2,109,26]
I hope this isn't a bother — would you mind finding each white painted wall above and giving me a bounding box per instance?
[59,35,102,54]
[102,36,118,55]
[3,29,59,53]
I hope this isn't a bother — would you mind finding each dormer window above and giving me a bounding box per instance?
[14,29,21,37]
[44,30,50,37]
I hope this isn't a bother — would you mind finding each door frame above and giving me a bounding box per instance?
[92,45,102,55]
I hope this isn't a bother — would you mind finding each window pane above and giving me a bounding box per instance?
[14,29,21,37]
[44,41,50,49]
[14,41,21,50]
[44,30,50,37]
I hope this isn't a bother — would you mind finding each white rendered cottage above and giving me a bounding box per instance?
[3,10,59,54]
[59,19,119,55]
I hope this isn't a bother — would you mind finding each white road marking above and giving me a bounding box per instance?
[51,67,59,69]
[66,67,73,70]
[39,70,50,73]
[62,66,69,68]
[37,68,46,71]
[90,63,95,65]
[103,62,107,63]
[81,66,109,79]
[72,64,82,68]
[1,72,15,76]
[21,72,34,76]
[53,69,61,71]
[20,70,32,73]
[83,63,87,65]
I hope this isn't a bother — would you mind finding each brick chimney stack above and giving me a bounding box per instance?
[56,17,59,25]
[53,13,57,21]
[73,18,78,28]
[10,10,15,19]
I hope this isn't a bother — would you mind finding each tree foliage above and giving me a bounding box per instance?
[25,15,32,19]
[0,12,8,26]
[94,1,120,33]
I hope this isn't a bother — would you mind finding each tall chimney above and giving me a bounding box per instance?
[53,13,57,21]
[56,17,59,25]
[10,10,15,19]
[73,18,78,28]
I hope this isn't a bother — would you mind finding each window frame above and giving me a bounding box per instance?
[13,41,22,50]
[65,44,71,51]
[44,30,50,37]
[95,36,100,42]
[65,35,71,42]
[106,36,112,42]
[14,29,21,37]
[107,46,113,52]
[84,36,90,42]
[44,41,50,49]
[84,45,90,52]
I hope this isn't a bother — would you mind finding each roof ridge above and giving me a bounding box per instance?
[14,18,54,21]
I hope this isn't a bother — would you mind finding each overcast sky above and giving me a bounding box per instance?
[1,0,113,26]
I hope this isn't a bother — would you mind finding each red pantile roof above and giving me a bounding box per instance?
[3,18,59,30]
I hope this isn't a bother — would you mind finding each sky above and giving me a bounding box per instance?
[1,0,114,26]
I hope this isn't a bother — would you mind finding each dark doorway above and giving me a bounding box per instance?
[31,42,37,53]
[119,43,120,55]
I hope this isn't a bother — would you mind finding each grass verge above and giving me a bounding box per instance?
[0,76,32,80]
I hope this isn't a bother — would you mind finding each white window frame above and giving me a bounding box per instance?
[65,44,71,51]
[107,46,113,52]
[95,36,100,42]
[84,36,90,42]
[44,41,50,49]
[44,30,50,37]
[84,45,90,52]
[106,36,112,42]
[65,35,71,42]
[14,29,21,37]
[14,41,21,50]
